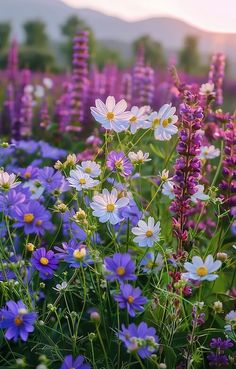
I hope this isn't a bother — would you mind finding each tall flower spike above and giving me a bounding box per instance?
[208,53,225,106]
[68,30,90,131]
[170,91,204,250]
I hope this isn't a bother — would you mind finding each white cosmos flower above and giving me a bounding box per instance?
[23,180,44,199]
[77,161,101,178]
[225,310,236,331]
[43,77,53,89]
[159,169,172,181]
[0,171,20,190]
[132,217,161,247]
[67,168,99,191]
[182,255,221,282]
[146,103,178,141]
[128,106,149,134]
[90,96,132,132]
[162,180,175,199]
[90,188,129,225]
[128,150,151,164]
[198,145,220,160]
[199,82,215,96]
[191,185,209,203]
[34,85,45,98]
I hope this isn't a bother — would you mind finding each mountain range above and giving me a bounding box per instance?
[1,0,236,72]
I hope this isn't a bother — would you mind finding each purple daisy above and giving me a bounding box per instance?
[0,188,29,217]
[119,322,159,358]
[106,151,133,177]
[114,284,147,317]
[104,253,137,282]
[55,240,92,268]
[31,247,58,280]
[60,355,91,369]
[38,166,64,192]
[0,300,37,342]
[19,165,39,180]
[13,200,53,235]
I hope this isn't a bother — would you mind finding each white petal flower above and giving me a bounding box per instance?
[128,150,151,164]
[34,85,45,98]
[127,106,149,134]
[67,168,99,191]
[146,103,178,141]
[90,96,132,133]
[0,171,20,190]
[43,77,53,89]
[132,216,161,247]
[90,188,129,225]
[199,82,215,96]
[77,161,101,178]
[162,180,175,200]
[225,310,236,331]
[198,145,220,160]
[182,255,222,282]
[191,185,209,203]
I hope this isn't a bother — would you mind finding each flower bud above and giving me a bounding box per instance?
[26,243,35,252]
[216,252,228,262]
[213,301,223,313]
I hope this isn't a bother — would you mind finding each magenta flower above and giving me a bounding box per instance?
[0,300,37,342]
[114,284,147,317]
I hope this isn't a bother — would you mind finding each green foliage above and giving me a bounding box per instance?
[95,43,125,69]
[19,46,55,71]
[178,35,201,74]
[133,35,166,68]
[23,19,49,47]
[0,22,11,50]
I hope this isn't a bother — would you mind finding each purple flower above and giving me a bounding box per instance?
[13,200,53,235]
[210,337,233,350]
[60,355,91,369]
[114,284,147,317]
[119,322,159,358]
[14,139,39,154]
[31,247,58,280]
[19,165,39,180]
[119,199,142,226]
[0,188,29,217]
[39,141,67,160]
[106,151,133,177]
[104,253,136,282]
[38,166,64,192]
[0,300,37,342]
[55,240,92,268]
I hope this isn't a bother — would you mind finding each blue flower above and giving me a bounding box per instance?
[104,253,136,283]
[0,300,37,342]
[60,355,91,369]
[114,284,147,317]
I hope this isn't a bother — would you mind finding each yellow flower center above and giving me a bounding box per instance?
[107,203,115,212]
[116,266,125,276]
[130,116,137,123]
[196,266,208,277]
[84,167,91,173]
[36,220,42,226]
[146,230,153,237]
[127,295,134,303]
[147,261,154,269]
[24,213,34,223]
[106,112,115,120]
[40,257,49,265]
[14,316,23,326]
[162,117,172,128]
[24,172,31,179]
[231,317,236,327]
[79,178,86,185]
[152,118,160,127]
[73,249,86,260]
[115,159,123,170]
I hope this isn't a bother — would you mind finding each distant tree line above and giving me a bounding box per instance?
[0,16,207,73]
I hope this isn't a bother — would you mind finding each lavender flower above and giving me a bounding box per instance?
[104,253,136,282]
[31,247,58,280]
[60,355,91,369]
[114,284,147,317]
[106,151,133,177]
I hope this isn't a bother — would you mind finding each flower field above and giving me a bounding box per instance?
[0,30,235,369]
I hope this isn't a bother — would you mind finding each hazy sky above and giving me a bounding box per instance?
[62,0,236,33]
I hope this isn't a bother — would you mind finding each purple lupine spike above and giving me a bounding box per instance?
[39,101,50,129]
[208,53,225,106]
[68,30,90,131]
[170,91,204,250]
[132,45,145,106]
[56,81,72,132]
[18,85,33,137]
[219,120,236,232]
[120,72,132,108]
[139,65,154,107]
[7,38,19,84]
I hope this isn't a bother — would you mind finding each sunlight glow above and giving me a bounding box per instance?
[62,0,236,33]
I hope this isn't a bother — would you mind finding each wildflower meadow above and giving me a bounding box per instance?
[0,29,235,369]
